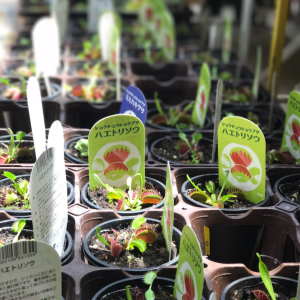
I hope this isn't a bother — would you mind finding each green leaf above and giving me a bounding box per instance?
[95,226,110,247]
[192,133,202,144]
[143,271,157,285]
[178,130,191,149]
[0,78,9,85]
[12,219,26,233]
[3,171,16,181]
[256,253,276,300]
[16,131,26,142]
[145,290,155,300]
[154,92,164,116]
[222,194,236,200]
[129,239,147,252]
[125,285,133,300]
[75,139,88,156]
[131,216,146,230]
[205,181,215,194]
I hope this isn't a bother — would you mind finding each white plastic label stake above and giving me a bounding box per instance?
[48,120,64,162]
[89,0,114,32]
[30,147,68,256]
[27,77,46,160]
[99,11,115,62]
[32,17,60,78]
[0,241,61,300]
[51,0,69,44]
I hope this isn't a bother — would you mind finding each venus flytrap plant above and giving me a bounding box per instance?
[0,219,27,247]
[74,138,88,157]
[0,77,27,101]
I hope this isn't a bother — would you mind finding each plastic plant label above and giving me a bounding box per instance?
[174,225,204,300]
[99,11,121,63]
[32,17,60,78]
[0,241,61,300]
[88,0,114,32]
[30,147,68,256]
[48,121,64,162]
[119,86,147,124]
[192,63,211,128]
[218,116,266,204]
[161,162,174,261]
[51,0,68,44]
[281,91,300,161]
[88,115,145,190]
[222,17,232,64]
[27,77,46,160]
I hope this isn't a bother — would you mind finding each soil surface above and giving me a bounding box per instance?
[89,223,176,269]
[152,136,212,163]
[67,141,88,163]
[187,178,256,209]
[231,281,296,300]
[87,180,162,210]
[0,142,35,164]
[0,228,33,244]
[279,180,300,204]
[100,285,174,300]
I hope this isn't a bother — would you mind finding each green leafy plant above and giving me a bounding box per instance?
[0,219,27,247]
[142,41,164,64]
[0,128,30,164]
[151,92,194,129]
[254,253,296,300]
[266,145,292,164]
[74,139,88,157]
[176,129,203,164]
[224,86,251,103]
[95,216,158,258]
[0,77,27,101]
[78,62,104,78]
[16,61,35,77]
[186,170,242,208]
[94,173,163,211]
[77,34,100,60]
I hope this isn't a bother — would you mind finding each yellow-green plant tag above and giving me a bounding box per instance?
[281,91,300,161]
[192,63,211,127]
[161,162,174,261]
[88,115,145,190]
[174,225,204,300]
[222,17,232,64]
[218,116,266,203]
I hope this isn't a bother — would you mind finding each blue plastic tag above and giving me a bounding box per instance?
[119,86,147,124]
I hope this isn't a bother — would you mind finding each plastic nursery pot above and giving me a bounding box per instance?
[83,217,181,275]
[0,174,75,218]
[81,176,166,216]
[150,136,214,164]
[220,276,297,300]
[64,135,88,164]
[0,80,61,102]
[274,174,300,204]
[92,277,206,300]
[181,174,270,215]
[66,79,127,103]
[146,108,212,133]
[222,108,284,134]
[0,219,73,266]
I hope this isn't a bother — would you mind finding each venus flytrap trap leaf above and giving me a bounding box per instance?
[132,216,146,230]
[75,139,89,157]
[126,285,133,300]
[144,271,157,300]
[12,219,26,243]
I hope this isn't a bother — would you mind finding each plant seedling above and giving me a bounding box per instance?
[95,216,158,258]
[0,77,27,101]
[77,34,100,60]
[186,170,242,208]
[224,86,251,103]
[0,219,27,247]
[176,129,203,164]
[79,62,104,78]
[142,40,163,64]
[266,145,292,164]
[94,173,163,211]
[255,253,296,300]
[151,92,194,129]
[74,138,88,156]
[16,61,35,77]
[0,128,30,164]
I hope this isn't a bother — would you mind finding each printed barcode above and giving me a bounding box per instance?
[37,148,53,172]
[0,241,37,260]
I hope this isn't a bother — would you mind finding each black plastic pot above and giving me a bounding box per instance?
[83,217,181,275]
[0,219,73,266]
[0,80,61,102]
[220,276,297,300]
[150,136,214,164]
[81,176,165,216]
[273,174,300,204]
[0,174,75,218]
[181,174,270,215]
[222,108,284,134]
[64,135,88,164]
[146,108,212,133]
[92,277,206,300]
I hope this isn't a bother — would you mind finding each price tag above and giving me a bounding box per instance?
[192,63,211,128]
[27,77,46,160]
[174,225,204,300]
[281,91,300,161]
[218,116,266,203]
[0,241,61,300]
[161,161,174,261]
[88,115,145,190]
[30,147,68,256]
[119,86,147,124]
[32,17,60,77]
